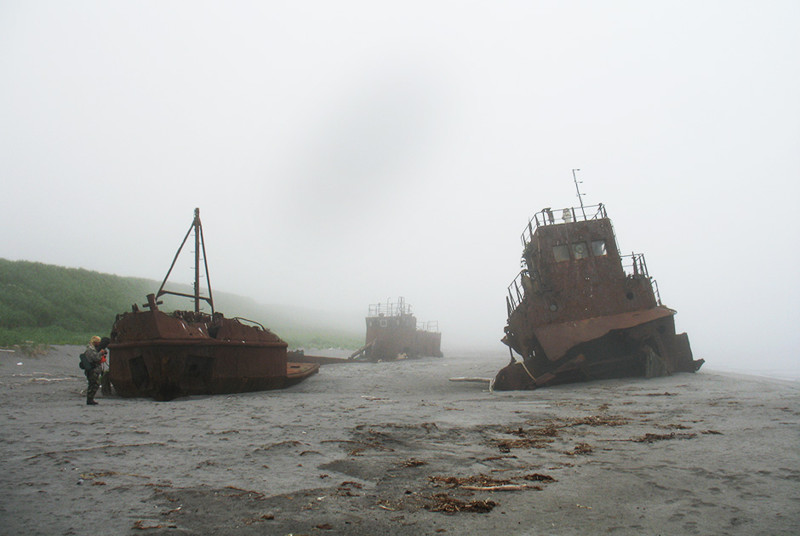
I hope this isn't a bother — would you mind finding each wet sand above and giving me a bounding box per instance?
[1,345,798,535]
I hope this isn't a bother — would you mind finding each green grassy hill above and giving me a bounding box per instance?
[0,258,362,349]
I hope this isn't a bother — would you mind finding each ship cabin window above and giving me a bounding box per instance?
[553,244,570,262]
[591,239,608,256]
[572,242,590,260]
[380,319,388,327]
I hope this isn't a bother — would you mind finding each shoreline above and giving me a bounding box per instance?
[702,366,800,383]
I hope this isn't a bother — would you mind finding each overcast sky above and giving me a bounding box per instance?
[1,1,798,374]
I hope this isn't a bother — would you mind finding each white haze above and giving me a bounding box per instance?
[1,1,798,376]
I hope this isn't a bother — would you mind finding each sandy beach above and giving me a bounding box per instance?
[1,346,798,535]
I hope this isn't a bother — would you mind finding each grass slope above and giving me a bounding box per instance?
[0,258,362,349]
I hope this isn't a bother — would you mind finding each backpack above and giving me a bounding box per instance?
[79,352,91,370]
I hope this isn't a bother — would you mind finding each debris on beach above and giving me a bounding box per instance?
[424,493,498,514]
[429,474,514,489]
[337,481,363,497]
[18,372,72,383]
[567,442,594,455]
[462,484,538,492]
[512,424,560,437]
[398,458,427,468]
[448,377,492,384]
[132,519,170,530]
[522,473,557,483]
[496,436,553,452]
[493,415,626,453]
[241,512,275,526]
[493,174,704,390]
[632,432,697,443]
[567,415,628,427]
[658,423,692,430]
[428,472,555,493]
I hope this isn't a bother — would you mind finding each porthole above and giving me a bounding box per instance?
[549,303,558,312]
[626,292,635,300]
[572,242,589,259]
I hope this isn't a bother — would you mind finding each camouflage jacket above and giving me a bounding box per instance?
[84,343,103,369]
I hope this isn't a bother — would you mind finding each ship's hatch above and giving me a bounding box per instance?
[129,355,149,390]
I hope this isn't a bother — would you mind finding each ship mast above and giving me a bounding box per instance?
[156,207,215,314]
[572,168,586,220]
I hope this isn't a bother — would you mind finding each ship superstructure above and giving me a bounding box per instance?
[350,297,442,361]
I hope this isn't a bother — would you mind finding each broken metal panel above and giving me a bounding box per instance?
[530,306,676,363]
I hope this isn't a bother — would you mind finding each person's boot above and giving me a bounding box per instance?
[87,398,98,406]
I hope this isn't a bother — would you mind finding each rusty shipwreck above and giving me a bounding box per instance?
[349,297,443,361]
[493,178,703,390]
[107,209,319,400]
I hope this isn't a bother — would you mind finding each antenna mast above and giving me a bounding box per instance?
[572,168,586,220]
[156,208,215,314]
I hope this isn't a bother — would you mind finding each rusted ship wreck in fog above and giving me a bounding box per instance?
[108,209,319,401]
[349,297,442,361]
[493,177,703,390]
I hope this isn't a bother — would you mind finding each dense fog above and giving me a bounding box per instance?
[1,1,798,376]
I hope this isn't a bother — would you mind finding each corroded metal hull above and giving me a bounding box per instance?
[494,201,702,390]
[108,304,318,401]
[494,309,700,390]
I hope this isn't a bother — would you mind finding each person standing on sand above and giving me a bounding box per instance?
[83,336,107,406]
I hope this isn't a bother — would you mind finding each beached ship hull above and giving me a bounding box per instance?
[495,306,698,390]
[494,199,702,390]
[349,298,443,361]
[106,208,318,401]
[108,297,318,400]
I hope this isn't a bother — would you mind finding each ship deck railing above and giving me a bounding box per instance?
[369,298,412,318]
[621,253,662,305]
[506,270,531,315]
[621,252,650,279]
[417,320,439,333]
[521,203,607,247]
